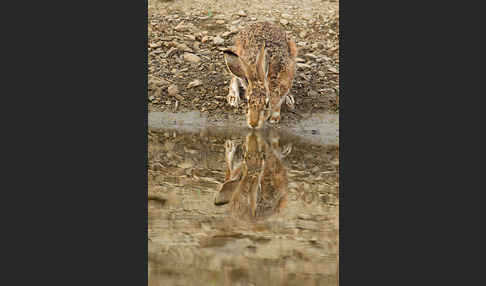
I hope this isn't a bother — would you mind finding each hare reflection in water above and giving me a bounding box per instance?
[214,130,292,221]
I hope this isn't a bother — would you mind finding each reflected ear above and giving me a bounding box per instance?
[214,179,239,205]
[223,50,247,80]
[256,44,269,81]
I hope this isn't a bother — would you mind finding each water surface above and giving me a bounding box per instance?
[148,112,339,286]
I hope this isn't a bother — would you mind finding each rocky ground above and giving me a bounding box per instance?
[148,0,339,123]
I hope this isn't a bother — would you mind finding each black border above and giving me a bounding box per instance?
[4,0,148,284]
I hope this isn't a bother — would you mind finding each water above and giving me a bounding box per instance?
[148,112,339,286]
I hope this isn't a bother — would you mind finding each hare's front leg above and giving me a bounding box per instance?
[225,140,237,170]
[268,95,286,124]
[224,140,243,180]
[285,93,295,110]
[227,77,241,107]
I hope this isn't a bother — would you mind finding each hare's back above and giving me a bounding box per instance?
[234,22,290,68]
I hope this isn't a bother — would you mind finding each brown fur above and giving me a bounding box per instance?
[214,130,290,221]
[224,22,298,128]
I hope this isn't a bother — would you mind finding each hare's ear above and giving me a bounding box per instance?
[214,179,239,206]
[256,44,269,81]
[223,50,247,80]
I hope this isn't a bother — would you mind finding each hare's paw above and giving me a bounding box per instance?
[225,140,236,156]
[227,77,241,107]
[268,111,281,124]
[227,90,240,107]
[285,94,295,110]
[281,143,293,157]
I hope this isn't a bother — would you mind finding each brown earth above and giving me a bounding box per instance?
[148,0,339,123]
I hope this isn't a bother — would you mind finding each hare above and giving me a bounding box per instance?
[223,22,298,129]
[214,130,292,221]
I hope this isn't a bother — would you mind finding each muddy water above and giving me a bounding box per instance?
[148,112,339,286]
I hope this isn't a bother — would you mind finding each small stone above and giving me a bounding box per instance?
[237,10,247,17]
[168,84,178,96]
[212,36,224,45]
[280,19,289,25]
[297,41,307,47]
[296,57,306,63]
[201,35,209,43]
[193,41,200,51]
[232,19,241,25]
[166,47,177,58]
[221,31,232,38]
[184,34,196,41]
[318,71,326,77]
[187,79,203,88]
[328,67,338,73]
[216,19,225,24]
[183,53,201,63]
[149,42,161,48]
[305,53,318,60]
[299,30,307,38]
[308,90,318,97]
[281,13,291,19]
[175,42,192,52]
[297,63,312,69]
[174,22,187,31]
[149,95,155,101]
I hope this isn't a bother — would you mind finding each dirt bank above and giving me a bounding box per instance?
[148,0,339,124]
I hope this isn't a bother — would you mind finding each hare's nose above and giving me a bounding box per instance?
[268,112,281,124]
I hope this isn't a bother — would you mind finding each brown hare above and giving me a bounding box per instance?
[214,130,292,221]
[223,22,298,129]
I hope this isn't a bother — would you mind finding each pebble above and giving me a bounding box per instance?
[168,84,178,96]
[308,90,319,97]
[305,53,318,60]
[297,63,312,69]
[174,22,187,31]
[216,19,225,24]
[237,10,247,17]
[184,34,196,41]
[212,36,225,45]
[299,30,307,38]
[281,13,291,19]
[328,67,338,73]
[280,19,289,25]
[183,53,201,63]
[187,79,203,88]
[175,42,192,52]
